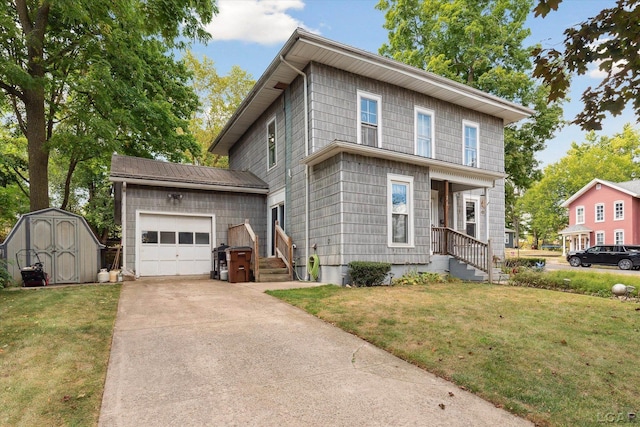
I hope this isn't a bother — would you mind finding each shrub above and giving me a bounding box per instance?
[504,257,547,268]
[0,260,11,289]
[392,270,447,286]
[348,261,391,287]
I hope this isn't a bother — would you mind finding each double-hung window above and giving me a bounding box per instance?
[615,230,624,245]
[614,201,624,220]
[463,121,478,167]
[267,118,276,169]
[576,206,585,224]
[357,91,381,147]
[595,204,604,222]
[415,107,434,158]
[595,231,605,246]
[387,174,414,247]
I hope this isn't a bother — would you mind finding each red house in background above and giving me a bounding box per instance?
[559,179,640,256]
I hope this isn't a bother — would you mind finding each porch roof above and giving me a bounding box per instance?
[302,140,505,189]
[558,224,593,235]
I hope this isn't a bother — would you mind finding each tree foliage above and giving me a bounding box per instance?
[376,0,564,199]
[532,0,640,130]
[0,0,217,211]
[519,125,640,245]
[183,52,255,168]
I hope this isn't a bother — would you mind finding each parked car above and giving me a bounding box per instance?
[566,245,640,270]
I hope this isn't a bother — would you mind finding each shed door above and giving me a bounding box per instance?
[139,214,212,276]
[29,216,79,284]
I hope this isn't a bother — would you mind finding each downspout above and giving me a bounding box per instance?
[280,55,310,279]
[121,181,127,272]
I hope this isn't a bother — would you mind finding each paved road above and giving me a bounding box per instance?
[99,277,532,427]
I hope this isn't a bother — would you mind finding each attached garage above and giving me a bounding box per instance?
[137,213,214,276]
[110,155,269,278]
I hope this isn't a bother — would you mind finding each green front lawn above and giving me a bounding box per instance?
[267,283,640,427]
[0,285,120,426]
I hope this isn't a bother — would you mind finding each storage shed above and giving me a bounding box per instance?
[0,208,105,284]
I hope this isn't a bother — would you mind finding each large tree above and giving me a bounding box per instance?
[376,0,564,199]
[532,0,640,130]
[519,125,640,246]
[182,52,255,168]
[0,0,217,211]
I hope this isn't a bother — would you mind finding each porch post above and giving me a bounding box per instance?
[444,180,449,228]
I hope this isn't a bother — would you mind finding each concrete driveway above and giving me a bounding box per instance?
[99,276,531,426]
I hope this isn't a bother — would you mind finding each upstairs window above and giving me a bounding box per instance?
[267,118,276,169]
[463,121,478,167]
[614,201,624,220]
[576,206,585,224]
[357,91,381,147]
[595,204,604,222]
[415,107,434,158]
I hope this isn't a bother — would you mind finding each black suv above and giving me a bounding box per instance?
[566,245,640,270]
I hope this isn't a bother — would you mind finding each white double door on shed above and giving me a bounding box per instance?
[138,213,213,276]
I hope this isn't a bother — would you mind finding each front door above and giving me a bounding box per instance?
[267,189,286,257]
[465,199,477,238]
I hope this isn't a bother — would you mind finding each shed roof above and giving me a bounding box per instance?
[109,155,269,194]
[209,28,534,156]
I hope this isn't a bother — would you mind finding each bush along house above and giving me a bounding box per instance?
[111,28,532,283]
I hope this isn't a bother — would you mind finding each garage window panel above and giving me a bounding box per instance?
[195,232,210,245]
[142,231,158,244]
[179,232,194,244]
[160,231,175,244]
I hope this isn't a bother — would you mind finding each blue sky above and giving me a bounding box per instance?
[193,0,636,167]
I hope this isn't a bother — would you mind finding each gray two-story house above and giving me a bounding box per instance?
[111,28,532,283]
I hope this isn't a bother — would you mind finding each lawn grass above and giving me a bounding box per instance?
[0,284,121,426]
[267,283,640,426]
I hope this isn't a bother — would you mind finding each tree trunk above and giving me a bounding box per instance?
[18,0,51,211]
[25,88,50,211]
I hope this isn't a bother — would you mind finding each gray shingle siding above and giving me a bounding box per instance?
[123,185,266,270]
[308,63,505,174]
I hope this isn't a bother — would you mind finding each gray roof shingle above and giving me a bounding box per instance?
[109,155,268,191]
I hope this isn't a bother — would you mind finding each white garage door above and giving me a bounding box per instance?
[139,214,213,276]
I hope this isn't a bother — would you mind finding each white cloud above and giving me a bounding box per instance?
[206,0,319,45]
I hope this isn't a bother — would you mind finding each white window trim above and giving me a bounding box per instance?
[576,205,585,224]
[357,90,382,148]
[595,231,605,246]
[414,106,435,158]
[462,120,479,168]
[615,229,624,245]
[595,203,605,222]
[267,116,277,170]
[464,195,480,238]
[614,200,624,220]
[387,173,414,248]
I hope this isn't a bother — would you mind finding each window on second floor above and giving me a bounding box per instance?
[463,121,478,167]
[267,118,276,169]
[357,91,381,148]
[614,201,624,220]
[595,204,604,222]
[415,107,434,158]
[576,206,585,224]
